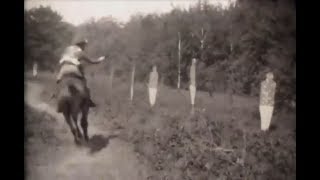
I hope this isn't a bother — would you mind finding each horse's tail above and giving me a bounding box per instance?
[57,97,68,113]
[68,84,80,96]
[57,84,79,113]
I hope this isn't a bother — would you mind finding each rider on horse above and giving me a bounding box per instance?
[56,39,106,107]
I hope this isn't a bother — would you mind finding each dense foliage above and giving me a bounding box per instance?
[25,6,74,71]
[25,0,295,109]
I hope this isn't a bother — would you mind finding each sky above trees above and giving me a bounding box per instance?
[25,0,236,25]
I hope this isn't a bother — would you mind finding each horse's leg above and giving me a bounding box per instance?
[63,111,79,144]
[81,106,89,142]
[71,111,83,140]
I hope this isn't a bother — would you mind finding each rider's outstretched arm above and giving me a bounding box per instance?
[79,52,105,64]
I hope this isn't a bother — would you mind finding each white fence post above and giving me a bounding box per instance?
[33,62,38,77]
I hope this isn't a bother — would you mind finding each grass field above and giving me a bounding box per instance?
[25,71,296,180]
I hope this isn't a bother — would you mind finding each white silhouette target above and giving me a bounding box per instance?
[148,65,158,107]
[33,62,38,77]
[189,58,197,107]
[259,72,276,131]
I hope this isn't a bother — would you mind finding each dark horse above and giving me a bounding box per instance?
[56,74,91,145]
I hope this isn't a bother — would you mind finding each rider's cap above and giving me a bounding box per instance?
[76,39,88,45]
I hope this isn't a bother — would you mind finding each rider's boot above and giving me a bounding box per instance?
[88,98,96,107]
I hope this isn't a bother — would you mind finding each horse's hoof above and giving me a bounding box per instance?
[74,138,81,146]
[84,135,89,142]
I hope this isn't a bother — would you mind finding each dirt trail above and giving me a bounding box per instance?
[25,81,151,180]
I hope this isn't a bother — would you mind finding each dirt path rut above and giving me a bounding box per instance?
[25,81,151,180]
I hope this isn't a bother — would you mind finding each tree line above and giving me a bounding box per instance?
[25,0,296,111]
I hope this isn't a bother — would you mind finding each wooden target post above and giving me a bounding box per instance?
[108,64,114,100]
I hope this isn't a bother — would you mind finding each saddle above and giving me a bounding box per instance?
[52,62,85,98]
[54,62,96,108]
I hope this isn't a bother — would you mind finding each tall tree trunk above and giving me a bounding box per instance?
[177,32,181,89]
[201,28,204,51]
[227,67,235,121]
[230,24,233,53]
[109,65,114,91]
